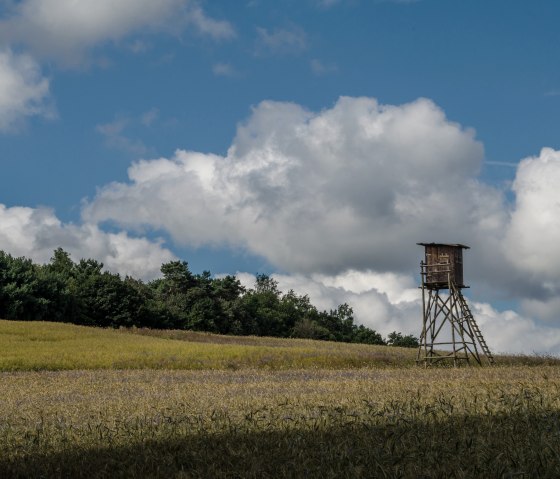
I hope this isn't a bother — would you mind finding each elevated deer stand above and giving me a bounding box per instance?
[417,243,494,367]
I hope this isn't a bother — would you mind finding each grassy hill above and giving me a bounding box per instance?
[0,319,417,371]
[1,320,558,372]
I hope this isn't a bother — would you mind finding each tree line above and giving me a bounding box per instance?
[0,248,418,347]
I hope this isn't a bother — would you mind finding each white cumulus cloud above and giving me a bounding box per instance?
[0,48,53,131]
[473,301,560,355]
[505,148,560,282]
[0,0,235,66]
[84,96,499,277]
[0,204,175,280]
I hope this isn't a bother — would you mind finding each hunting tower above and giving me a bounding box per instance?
[417,243,494,366]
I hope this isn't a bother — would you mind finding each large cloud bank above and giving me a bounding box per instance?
[84,97,498,273]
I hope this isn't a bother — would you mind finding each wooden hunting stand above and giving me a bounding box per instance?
[417,243,494,367]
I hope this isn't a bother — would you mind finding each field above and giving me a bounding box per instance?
[1,321,560,478]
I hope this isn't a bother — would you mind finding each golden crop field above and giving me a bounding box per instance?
[1,320,560,478]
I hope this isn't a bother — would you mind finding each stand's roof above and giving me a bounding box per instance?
[417,242,470,249]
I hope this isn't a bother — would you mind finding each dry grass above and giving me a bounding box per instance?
[2,320,560,477]
[1,367,560,477]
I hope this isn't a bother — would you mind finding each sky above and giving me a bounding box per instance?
[1,0,560,354]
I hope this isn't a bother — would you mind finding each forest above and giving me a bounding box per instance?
[0,248,418,347]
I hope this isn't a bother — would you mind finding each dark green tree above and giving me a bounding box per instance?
[386,331,419,348]
[353,325,385,345]
[291,317,332,340]
[237,275,286,336]
[38,248,78,322]
[68,259,147,328]
[0,252,51,321]
[316,303,355,342]
[150,261,197,328]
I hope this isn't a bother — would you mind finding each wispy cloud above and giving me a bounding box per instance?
[315,0,343,7]
[212,62,238,78]
[152,52,175,67]
[310,58,337,76]
[96,118,147,156]
[96,108,160,155]
[127,39,151,55]
[485,161,519,168]
[379,0,421,3]
[317,0,420,7]
[255,24,308,56]
[186,5,236,41]
[141,108,159,127]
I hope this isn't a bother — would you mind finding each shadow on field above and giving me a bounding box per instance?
[2,411,559,479]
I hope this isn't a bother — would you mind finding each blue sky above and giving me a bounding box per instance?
[2,0,560,353]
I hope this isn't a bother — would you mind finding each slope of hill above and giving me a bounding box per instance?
[0,319,417,371]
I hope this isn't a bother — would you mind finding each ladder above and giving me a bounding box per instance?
[457,293,494,365]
